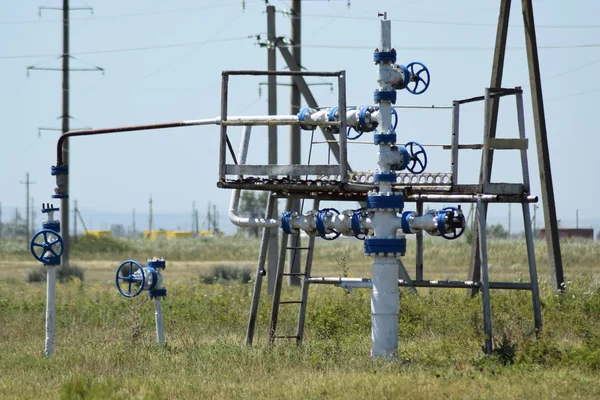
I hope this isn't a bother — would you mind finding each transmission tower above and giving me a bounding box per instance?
[27,0,103,266]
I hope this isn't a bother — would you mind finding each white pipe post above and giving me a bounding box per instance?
[370,18,400,359]
[45,265,57,356]
[154,297,165,345]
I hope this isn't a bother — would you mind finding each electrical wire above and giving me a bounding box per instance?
[0,36,254,60]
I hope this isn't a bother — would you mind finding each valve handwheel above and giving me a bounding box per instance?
[30,229,64,264]
[406,62,430,95]
[116,260,146,298]
[404,141,428,174]
[440,206,465,240]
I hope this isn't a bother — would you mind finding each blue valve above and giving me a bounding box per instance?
[315,208,341,240]
[437,206,465,240]
[30,229,63,265]
[116,260,146,298]
[405,141,428,174]
[406,62,430,95]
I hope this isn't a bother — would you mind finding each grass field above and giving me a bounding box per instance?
[1,235,599,399]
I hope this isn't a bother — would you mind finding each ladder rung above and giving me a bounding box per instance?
[279,301,303,304]
[282,273,306,277]
[273,335,299,339]
[286,246,310,250]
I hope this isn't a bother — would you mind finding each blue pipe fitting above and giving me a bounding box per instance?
[149,288,167,299]
[373,90,397,104]
[364,238,406,256]
[297,107,315,131]
[374,49,397,64]
[30,229,64,265]
[351,209,367,240]
[51,165,69,199]
[401,211,414,234]
[366,194,404,210]
[436,212,447,236]
[315,208,341,240]
[358,106,378,132]
[148,259,166,269]
[374,133,397,145]
[281,211,296,234]
[327,107,339,133]
[373,173,397,183]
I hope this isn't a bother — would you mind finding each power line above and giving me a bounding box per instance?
[301,13,600,29]
[0,2,261,25]
[0,36,254,60]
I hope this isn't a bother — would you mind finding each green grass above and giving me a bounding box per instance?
[1,275,600,399]
[1,236,599,398]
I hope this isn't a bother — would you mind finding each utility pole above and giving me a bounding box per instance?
[213,204,219,233]
[132,208,136,236]
[195,208,199,236]
[73,200,78,237]
[288,0,302,286]
[28,1,102,266]
[266,4,279,294]
[31,197,36,234]
[20,173,35,241]
[0,202,3,239]
[149,196,153,232]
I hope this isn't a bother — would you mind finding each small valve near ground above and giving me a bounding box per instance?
[115,257,167,344]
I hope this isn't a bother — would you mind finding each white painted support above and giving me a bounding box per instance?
[45,266,57,357]
[154,298,165,345]
[371,256,399,358]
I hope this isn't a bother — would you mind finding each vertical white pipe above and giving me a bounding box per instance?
[371,256,399,358]
[45,266,57,356]
[370,18,399,359]
[154,298,165,345]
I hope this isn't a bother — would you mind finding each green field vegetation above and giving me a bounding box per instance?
[1,236,599,398]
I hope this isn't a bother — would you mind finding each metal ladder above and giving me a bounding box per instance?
[269,198,320,344]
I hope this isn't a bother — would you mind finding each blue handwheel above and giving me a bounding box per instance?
[439,206,465,240]
[406,62,430,95]
[30,229,64,264]
[116,260,146,298]
[405,141,428,174]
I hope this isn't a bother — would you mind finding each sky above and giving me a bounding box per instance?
[0,0,598,235]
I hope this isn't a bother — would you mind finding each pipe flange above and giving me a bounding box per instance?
[148,288,167,299]
[373,90,397,104]
[374,133,397,145]
[373,49,397,64]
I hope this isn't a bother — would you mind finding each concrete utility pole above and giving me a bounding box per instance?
[28,0,102,266]
[288,0,302,286]
[73,200,78,237]
[266,5,279,294]
[31,197,35,234]
[20,173,35,241]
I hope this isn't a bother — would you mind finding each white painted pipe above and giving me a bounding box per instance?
[154,298,164,345]
[371,256,399,358]
[45,266,57,357]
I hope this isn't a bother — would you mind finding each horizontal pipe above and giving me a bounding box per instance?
[223,70,342,77]
[306,277,532,290]
[56,118,220,166]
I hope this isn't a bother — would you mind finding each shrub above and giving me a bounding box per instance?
[27,264,85,283]
[200,265,252,284]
